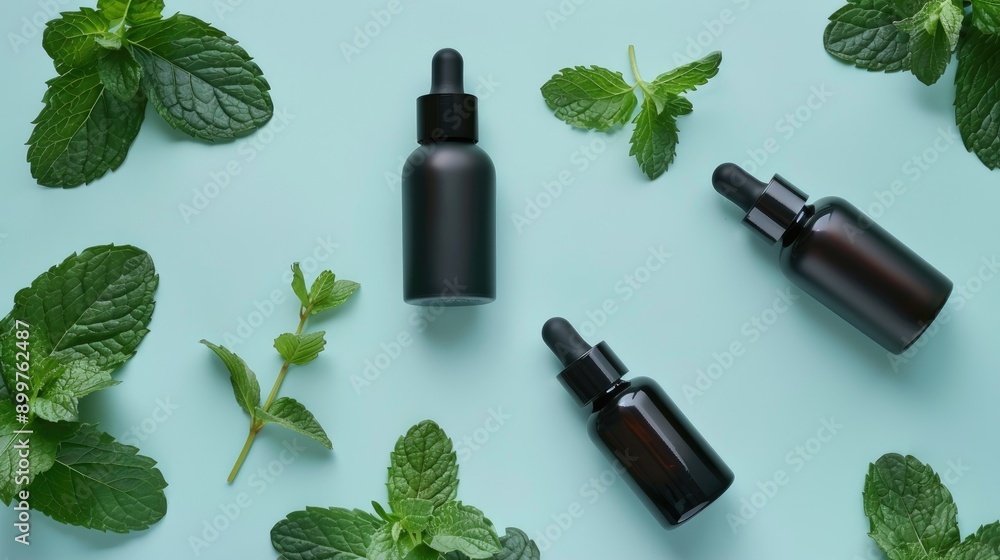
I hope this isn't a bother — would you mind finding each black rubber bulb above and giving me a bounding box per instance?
[542,317,592,367]
[430,48,464,94]
[713,163,768,213]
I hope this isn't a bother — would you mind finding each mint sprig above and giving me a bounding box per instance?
[863,453,1000,559]
[540,46,722,180]
[0,244,166,533]
[824,0,1000,169]
[201,263,359,483]
[28,0,273,188]
[271,420,541,560]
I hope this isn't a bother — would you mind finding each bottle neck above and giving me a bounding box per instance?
[591,379,631,412]
[780,204,815,248]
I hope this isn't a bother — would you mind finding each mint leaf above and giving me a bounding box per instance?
[312,280,360,315]
[387,420,459,510]
[274,331,327,365]
[254,397,331,449]
[367,524,414,560]
[955,26,1000,169]
[649,51,722,95]
[824,0,913,72]
[393,497,434,533]
[1,244,157,366]
[945,522,1000,559]
[29,424,167,533]
[308,271,335,308]
[540,66,637,131]
[629,95,690,180]
[863,453,960,559]
[200,340,261,417]
[98,47,143,101]
[27,67,147,187]
[493,528,541,560]
[94,31,122,50]
[895,0,963,85]
[97,0,164,25]
[0,399,78,504]
[270,506,383,560]
[42,8,110,73]
[128,14,273,141]
[291,263,310,309]
[32,359,120,422]
[972,0,1000,33]
[428,502,502,559]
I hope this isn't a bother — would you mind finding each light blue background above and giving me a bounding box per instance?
[2,0,999,559]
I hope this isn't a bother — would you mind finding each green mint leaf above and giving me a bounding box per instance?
[254,397,332,449]
[42,8,110,73]
[1,244,156,367]
[863,453,960,559]
[944,522,1000,559]
[312,280,360,315]
[649,51,722,95]
[27,67,147,188]
[540,66,637,131]
[387,420,459,510]
[824,0,913,72]
[29,424,167,533]
[972,0,1000,33]
[392,497,434,534]
[427,502,502,559]
[895,0,963,85]
[291,263,310,309]
[93,31,122,50]
[492,528,541,560]
[0,399,79,504]
[372,500,396,523]
[97,0,164,25]
[629,95,690,180]
[128,14,273,141]
[32,359,120,422]
[955,26,1000,169]
[403,544,440,560]
[200,340,261,417]
[274,331,327,365]
[367,524,414,560]
[98,47,142,101]
[892,0,928,16]
[270,506,383,560]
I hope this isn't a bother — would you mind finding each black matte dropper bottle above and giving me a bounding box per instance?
[712,163,952,354]
[402,48,496,306]
[542,317,734,528]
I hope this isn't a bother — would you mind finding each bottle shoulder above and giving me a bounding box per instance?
[406,142,495,170]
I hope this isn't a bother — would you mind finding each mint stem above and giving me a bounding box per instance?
[226,306,312,483]
[628,45,644,85]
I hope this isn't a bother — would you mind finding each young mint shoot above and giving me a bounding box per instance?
[201,264,359,483]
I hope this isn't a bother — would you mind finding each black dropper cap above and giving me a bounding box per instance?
[542,318,628,406]
[417,48,478,144]
[712,163,809,245]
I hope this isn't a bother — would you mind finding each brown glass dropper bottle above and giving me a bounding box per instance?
[542,317,734,528]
